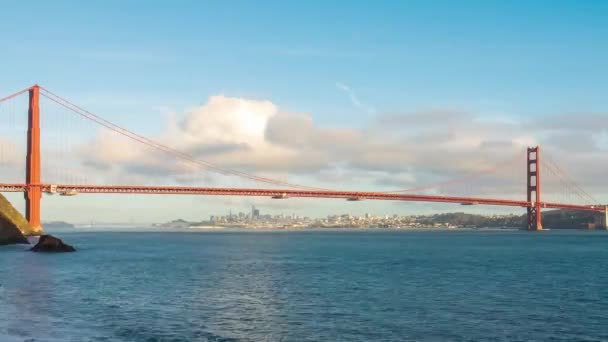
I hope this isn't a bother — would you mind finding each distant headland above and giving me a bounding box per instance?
[42,221,76,229]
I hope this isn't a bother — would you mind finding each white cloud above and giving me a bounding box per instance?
[0,138,20,167]
[66,94,608,206]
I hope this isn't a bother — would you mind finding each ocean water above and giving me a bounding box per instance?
[1,229,608,342]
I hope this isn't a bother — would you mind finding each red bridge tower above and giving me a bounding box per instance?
[25,85,42,231]
[527,146,542,230]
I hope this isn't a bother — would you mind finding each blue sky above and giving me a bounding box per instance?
[1,1,607,222]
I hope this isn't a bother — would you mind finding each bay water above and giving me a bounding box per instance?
[1,229,607,341]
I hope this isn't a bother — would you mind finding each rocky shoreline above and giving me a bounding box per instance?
[0,194,32,245]
[1,193,75,252]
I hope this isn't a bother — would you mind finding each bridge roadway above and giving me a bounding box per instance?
[0,183,603,213]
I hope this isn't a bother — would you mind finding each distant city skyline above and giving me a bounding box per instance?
[1,1,607,222]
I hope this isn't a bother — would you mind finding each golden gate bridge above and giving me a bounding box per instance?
[0,85,606,231]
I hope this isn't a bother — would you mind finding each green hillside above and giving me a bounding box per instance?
[0,193,42,236]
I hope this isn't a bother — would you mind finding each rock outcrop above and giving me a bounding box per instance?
[30,235,76,252]
[0,193,43,236]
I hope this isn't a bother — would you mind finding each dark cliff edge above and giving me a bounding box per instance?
[0,193,42,237]
[0,194,31,245]
[0,222,29,245]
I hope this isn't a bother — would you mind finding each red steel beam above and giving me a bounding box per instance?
[0,184,27,192]
[0,183,602,212]
[25,85,42,230]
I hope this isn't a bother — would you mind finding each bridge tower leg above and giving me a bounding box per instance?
[527,146,542,230]
[24,85,42,232]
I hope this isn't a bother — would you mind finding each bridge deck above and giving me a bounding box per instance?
[0,183,602,213]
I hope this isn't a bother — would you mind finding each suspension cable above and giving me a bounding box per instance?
[386,153,522,193]
[39,87,326,190]
[0,87,30,104]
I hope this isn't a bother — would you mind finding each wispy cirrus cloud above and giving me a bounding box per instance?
[335,82,376,114]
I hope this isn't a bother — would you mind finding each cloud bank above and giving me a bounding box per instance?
[70,94,607,203]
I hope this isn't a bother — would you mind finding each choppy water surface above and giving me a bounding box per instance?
[1,229,608,341]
